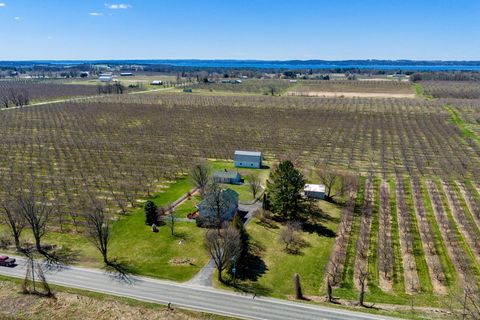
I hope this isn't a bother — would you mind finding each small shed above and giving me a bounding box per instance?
[304,184,326,199]
[213,170,241,184]
[234,150,262,169]
[151,80,163,85]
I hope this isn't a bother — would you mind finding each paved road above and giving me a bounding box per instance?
[0,256,396,320]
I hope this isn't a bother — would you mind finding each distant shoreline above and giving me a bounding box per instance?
[2,59,480,71]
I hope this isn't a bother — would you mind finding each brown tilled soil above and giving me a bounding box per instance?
[286,91,416,98]
[0,281,228,320]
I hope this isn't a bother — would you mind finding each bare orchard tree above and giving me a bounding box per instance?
[247,173,262,200]
[357,269,374,308]
[316,164,341,201]
[85,204,111,265]
[204,227,241,282]
[16,190,54,252]
[190,161,211,197]
[1,94,10,108]
[0,195,26,251]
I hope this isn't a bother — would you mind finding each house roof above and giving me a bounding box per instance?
[304,184,326,193]
[234,150,262,157]
[197,188,239,209]
[213,170,240,179]
[222,189,239,202]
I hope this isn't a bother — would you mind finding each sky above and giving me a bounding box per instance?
[0,0,479,61]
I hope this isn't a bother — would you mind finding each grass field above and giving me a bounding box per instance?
[0,276,232,320]
[2,177,209,282]
[217,200,342,298]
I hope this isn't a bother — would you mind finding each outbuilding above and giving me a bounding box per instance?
[304,184,326,199]
[234,150,262,169]
[213,170,242,184]
[151,80,163,85]
[99,75,113,82]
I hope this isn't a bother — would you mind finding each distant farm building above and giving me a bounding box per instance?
[99,75,113,82]
[150,80,163,85]
[304,184,326,199]
[80,71,89,78]
[197,189,239,221]
[234,150,262,169]
[213,170,241,184]
[120,72,134,77]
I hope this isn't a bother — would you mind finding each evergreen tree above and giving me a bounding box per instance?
[266,160,306,220]
[231,212,249,258]
[144,200,158,225]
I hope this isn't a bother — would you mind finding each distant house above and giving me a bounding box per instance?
[120,72,134,77]
[213,170,241,184]
[80,71,89,78]
[304,184,326,200]
[234,150,262,169]
[151,80,163,85]
[197,189,239,221]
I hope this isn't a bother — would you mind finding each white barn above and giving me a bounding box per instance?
[304,184,326,199]
[234,150,262,169]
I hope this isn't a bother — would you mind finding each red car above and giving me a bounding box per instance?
[0,255,16,267]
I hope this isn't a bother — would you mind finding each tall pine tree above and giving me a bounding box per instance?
[231,212,249,259]
[266,160,306,221]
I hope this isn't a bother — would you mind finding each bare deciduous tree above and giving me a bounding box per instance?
[247,173,262,200]
[16,190,54,252]
[205,227,241,282]
[279,221,302,253]
[202,182,230,230]
[0,196,26,251]
[190,162,211,197]
[85,204,110,265]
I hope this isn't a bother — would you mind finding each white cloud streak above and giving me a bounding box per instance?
[89,12,103,16]
[0,3,6,7]
[105,3,131,9]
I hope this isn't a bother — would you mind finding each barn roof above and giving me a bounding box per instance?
[234,150,262,157]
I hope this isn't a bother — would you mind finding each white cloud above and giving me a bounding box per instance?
[105,3,131,9]
[0,3,6,7]
[14,16,20,20]
[47,36,53,40]
[89,12,103,16]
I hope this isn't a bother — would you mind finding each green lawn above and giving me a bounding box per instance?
[173,194,201,218]
[6,177,209,282]
[217,200,342,298]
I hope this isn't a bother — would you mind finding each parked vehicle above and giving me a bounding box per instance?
[0,255,16,267]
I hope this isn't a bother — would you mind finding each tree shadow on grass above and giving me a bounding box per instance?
[231,281,272,296]
[302,222,336,238]
[236,253,268,282]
